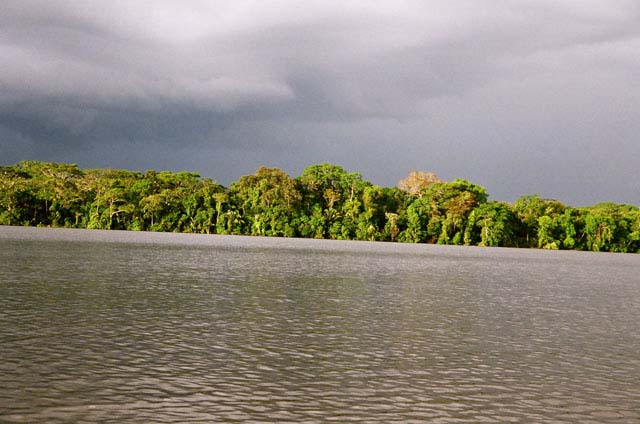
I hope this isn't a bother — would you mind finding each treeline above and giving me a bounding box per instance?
[1,161,639,253]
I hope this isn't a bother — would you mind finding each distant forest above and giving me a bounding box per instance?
[1,161,639,253]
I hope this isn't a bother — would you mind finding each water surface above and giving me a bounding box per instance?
[1,226,639,422]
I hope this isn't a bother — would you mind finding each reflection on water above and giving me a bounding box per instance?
[1,226,639,422]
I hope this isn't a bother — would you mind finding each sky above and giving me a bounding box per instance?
[1,0,639,206]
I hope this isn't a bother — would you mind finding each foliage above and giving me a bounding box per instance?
[513,195,566,248]
[1,161,638,253]
[464,201,518,247]
[421,179,488,245]
[229,166,301,236]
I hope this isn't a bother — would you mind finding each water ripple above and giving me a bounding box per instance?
[1,227,639,422]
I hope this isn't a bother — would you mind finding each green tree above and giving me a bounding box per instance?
[422,179,488,245]
[398,196,431,243]
[297,204,326,238]
[513,195,566,247]
[229,166,301,236]
[0,165,31,225]
[15,161,84,227]
[190,179,224,234]
[85,169,140,230]
[297,163,370,239]
[464,201,517,247]
[581,203,640,252]
[2,160,639,254]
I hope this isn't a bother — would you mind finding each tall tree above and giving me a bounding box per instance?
[297,163,370,239]
[464,201,517,247]
[397,171,441,197]
[513,195,566,247]
[0,165,30,226]
[229,166,301,237]
[424,179,488,245]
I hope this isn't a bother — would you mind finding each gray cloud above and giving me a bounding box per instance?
[1,0,639,205]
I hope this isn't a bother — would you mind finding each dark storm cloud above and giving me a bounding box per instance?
[1,0,639,204]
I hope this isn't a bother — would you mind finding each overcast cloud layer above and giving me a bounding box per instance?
[1,0,639,205]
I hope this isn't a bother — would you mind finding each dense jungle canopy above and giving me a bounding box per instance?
[1,161,639,253]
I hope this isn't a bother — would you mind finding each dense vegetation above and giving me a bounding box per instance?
[1,161,639,253]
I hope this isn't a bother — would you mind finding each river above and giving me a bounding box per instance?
[1,226,639,422]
